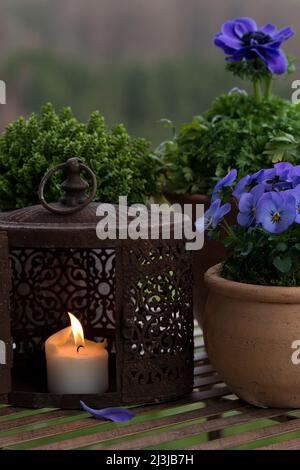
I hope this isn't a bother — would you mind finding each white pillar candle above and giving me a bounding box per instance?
[45,313,108,394]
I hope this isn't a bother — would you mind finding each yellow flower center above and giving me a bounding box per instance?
[272,212,281,223]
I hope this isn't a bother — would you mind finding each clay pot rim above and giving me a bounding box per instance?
[205,263,300,304]
[163,191,210,204]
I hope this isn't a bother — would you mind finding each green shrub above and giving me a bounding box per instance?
[158,92,300,195]
[0,103,159,210]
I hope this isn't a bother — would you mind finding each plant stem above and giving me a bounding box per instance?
[256,234,267,248]
[264,76,273,99]
[222,219,238,238]
[253,80,262,103]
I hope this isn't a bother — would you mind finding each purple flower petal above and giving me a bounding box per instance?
[238,192,254,214]
[216,202,231,223]
[200,199,220,231]
[214,34,240,53]
[80,401,135,422]
[289,184,300,223]
[233,17,258,34]
[197,198,231,231]
[225,46,252,61]
[259,23,277,36]
[251,184,265,204]
[272,26,295,43]
[237,211,253,227]
[252,169,268,183]
[255,46,288,74]
[290,166,300,187]
[234,23,248,39]
[256,168,276,183]
[233,174,252,198]
[212,169,237,200]
[221,20,243,41]
[270,191,285,207]
[275,162,294,179]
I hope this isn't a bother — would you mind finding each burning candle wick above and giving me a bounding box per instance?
[77,345,85,353]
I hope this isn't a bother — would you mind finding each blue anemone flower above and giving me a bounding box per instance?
[215,18,294,74]
[195,198,231,233]
[256,191,295,234]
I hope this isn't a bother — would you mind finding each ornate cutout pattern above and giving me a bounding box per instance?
[8,241,193,403]
[121,241,194,400]
[10,248,116,354]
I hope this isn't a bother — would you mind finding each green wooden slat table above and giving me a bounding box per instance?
[1,322,300,451]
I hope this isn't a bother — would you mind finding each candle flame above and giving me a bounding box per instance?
[68,312,85,347]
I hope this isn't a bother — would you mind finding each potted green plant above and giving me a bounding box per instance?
[200,162,300,408]
[0,103,160,210]
[158,17,299,324]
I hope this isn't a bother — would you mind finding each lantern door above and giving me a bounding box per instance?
[0,232,12,396]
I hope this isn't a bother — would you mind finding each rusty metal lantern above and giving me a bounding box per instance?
[0,158,194,409]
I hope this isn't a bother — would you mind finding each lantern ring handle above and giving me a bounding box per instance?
[38,160,97,215]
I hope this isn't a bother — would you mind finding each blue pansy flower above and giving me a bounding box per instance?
[215,17,294,74]
[237,184,265,227]
[256,191,296,234]
[195,198,231,232]
[233,170,268,198]
[288,165,300,188]
[233,174,252,198]
[274,162,294,180]
[273,162,295,189]
[212,169,237,201]
[286,184,300,223]
[256,168,275,183]
[263,162,294,190]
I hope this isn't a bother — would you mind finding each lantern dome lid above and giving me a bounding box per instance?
[0,202,106,224]
[0,158,186,248]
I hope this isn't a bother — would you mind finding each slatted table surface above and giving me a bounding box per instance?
[1,323,300,451]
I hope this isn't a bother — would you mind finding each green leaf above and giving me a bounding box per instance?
[271,152,284,163]
[225,57,272,82]
[240,242,253,256]
[287,55,296,75]
[182,167,194,182]
[276,243,288,252]
[273,255,292,273]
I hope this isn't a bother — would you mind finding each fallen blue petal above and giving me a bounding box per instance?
[80,401,135,422]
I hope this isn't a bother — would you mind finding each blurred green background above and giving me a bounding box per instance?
[0,0,299,145]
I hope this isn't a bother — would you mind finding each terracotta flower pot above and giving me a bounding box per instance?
[164,192,230,326]
[204,264,300,408]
